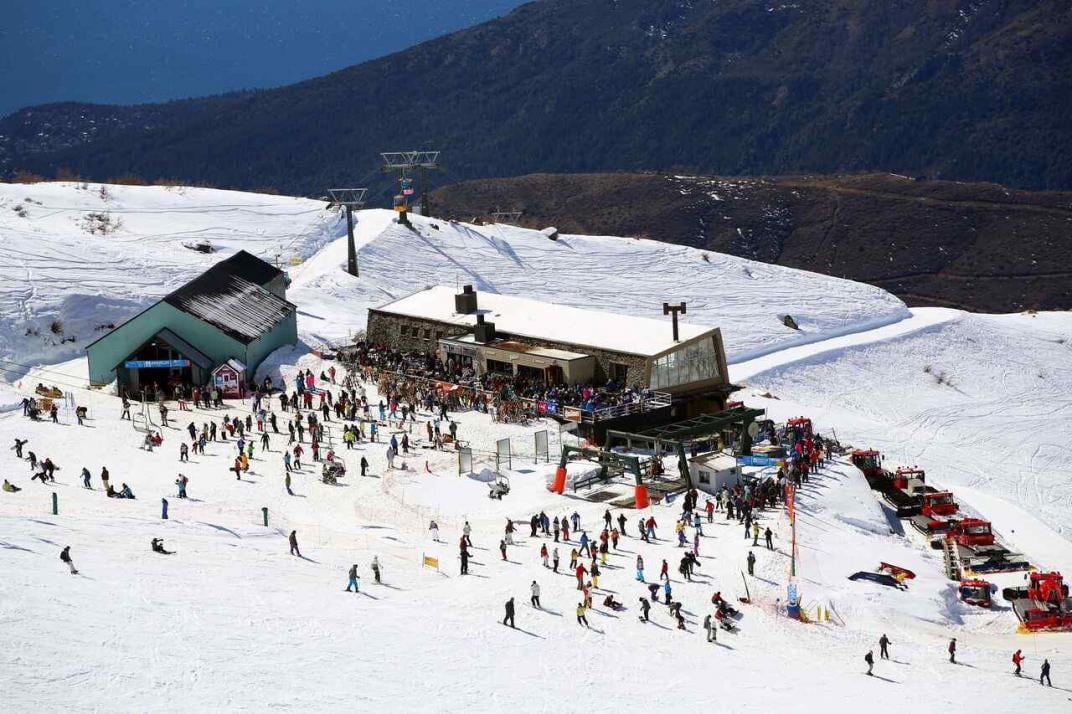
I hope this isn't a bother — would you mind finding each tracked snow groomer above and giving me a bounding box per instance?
[934,520,1032,576]
[850,449,886,489]
[959,578,993,608]
[1003,572,1072,633]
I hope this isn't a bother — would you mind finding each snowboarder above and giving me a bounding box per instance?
[948,637,957,664]
[879,634,891,660]
[60,546,77,575]
[346,564,360,593]
[1013,649,1024,676]
[747,550,756,576]
[865,650,874,676]
[530,580,541,608]
[371,556,381,583]
[289,530,301,557]
[639,597,651,622]
[13,438,27,458]
[1040,659,1051,687]
[503,597,516,628]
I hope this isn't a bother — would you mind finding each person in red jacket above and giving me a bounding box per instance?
[575,563,587,590]
[1013,649,1025,676]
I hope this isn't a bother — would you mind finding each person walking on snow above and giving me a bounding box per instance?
[948,638,957,664]
[660,559,669,581]
[346,564,360,593]
[865,650,874,676]
[747,550,756,576]
[530,581,541,609]
[503,597,516,628]
[500,539,508,561]
[371,556,381,584]
[636,555,645,582]
[540,544,549,568]
[704,613,717,643]
[879,634,891,660]
[1040,659,1051,687]
[765,527,774,550]
[289,530,301,557]
[552,547,560,573]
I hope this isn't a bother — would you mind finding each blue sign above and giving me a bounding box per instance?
[124,359,190,369]
[737,455,775,467]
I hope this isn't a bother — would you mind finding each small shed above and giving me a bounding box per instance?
[689,452,741,496]
[212,359,247,398]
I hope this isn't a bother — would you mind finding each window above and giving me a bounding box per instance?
[400,325,410,337]
[698,470,711,485]
[650,336,720,389]
[423,328,432,340]
[486,359,514,376]
[609,362,629,382]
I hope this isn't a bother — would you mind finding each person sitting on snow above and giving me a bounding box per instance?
[151,538,172,554]
[602,595,624,611]
[118,483,135,499]
[2,479,21,493]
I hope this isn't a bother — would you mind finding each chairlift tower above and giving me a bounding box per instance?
[327,188,368,277]
[381,151,440,219]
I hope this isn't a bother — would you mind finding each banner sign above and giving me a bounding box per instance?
[737,455,775,467]
[124,359,190,369]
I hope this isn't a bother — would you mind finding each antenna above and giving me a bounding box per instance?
[381,151,440,219]
[327,188,368,277]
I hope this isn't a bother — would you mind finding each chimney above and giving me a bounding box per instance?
[455,284,478,314]
[474,313,496,343]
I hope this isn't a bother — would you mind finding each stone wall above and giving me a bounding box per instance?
[365,311,468,354]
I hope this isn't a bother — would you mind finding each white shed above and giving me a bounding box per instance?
[689,453,741,495]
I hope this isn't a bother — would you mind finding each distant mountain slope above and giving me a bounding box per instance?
[433,172,1072,312]
[1,0,1069,193]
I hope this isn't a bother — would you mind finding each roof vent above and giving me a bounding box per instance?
[474,313,496,344]
[455,284,478,314]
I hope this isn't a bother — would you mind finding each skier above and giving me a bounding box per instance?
[463,521,473,548]
[1040,659,1051,687]
[346,564,360,593]
[503,597,516,628]
[175,474,188,498]
[764,526,774,550]
[948,637,957,664]
[540,543,549,568]
[747,550,756,576]
[530,580,541,608]
[636,555,645,582]
[576,602,589,628]
[429,520,440,542]
[81,467,92,489]
[879,634,891,660]
[865,650,874,676]
[60,546,77,575]
[1012,649,1024,676]
[371,556,381,583]
[459,542,470,575]
[289,530,301,557]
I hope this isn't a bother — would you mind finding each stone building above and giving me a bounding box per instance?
[365,285,730,401]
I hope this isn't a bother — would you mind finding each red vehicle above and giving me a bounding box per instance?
[1005,573,1072,633]
[891,467,924,490]
[959,578,992,608]
[851,449,883,478]
[1004,572,1070,605]
[934,518,994,548]
[786,417,813,442]
[921,491,958,518]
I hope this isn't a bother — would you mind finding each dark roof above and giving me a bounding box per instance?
[85,250,291,350]
[164,273,294,344]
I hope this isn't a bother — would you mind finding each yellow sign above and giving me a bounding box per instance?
[422,555,439,570]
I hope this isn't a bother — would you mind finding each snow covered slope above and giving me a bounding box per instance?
[0,182,342,371]
[289,214,911,360]
[737,309,1072,572]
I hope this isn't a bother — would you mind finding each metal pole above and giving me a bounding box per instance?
[345,205,358,277]
[420,165,429,217]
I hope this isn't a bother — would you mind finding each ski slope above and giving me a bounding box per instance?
[0,181,910,375]
[1,182,1070,712]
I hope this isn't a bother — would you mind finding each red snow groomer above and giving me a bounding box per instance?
[1003,572,1072,633]
[785,417,813,443]
[958,578,992,608]
[851,449,886,489]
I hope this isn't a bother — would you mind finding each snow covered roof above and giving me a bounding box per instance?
[373,286,715,357]
[165,274,293,344]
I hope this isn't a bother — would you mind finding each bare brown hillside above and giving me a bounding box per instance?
[433,172,1072,312]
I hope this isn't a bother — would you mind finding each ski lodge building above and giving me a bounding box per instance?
[365,285,731,403]
[86,251,297,394]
